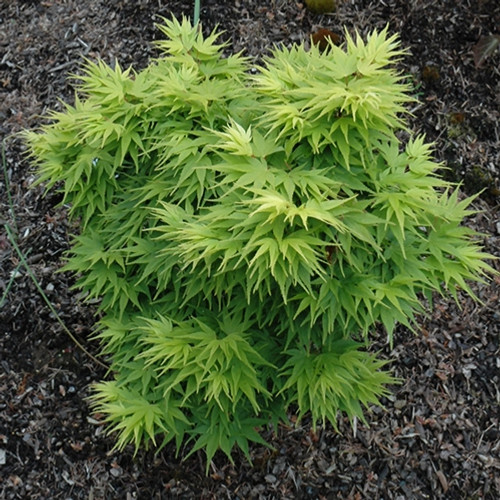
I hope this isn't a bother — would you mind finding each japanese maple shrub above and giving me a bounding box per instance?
[25,17,496,467]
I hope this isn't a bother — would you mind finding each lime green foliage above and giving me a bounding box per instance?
[24,17,496,468]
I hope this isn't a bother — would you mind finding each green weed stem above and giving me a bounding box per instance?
[4,224,109,370]
[193,0,200,25]
[2,140,18,234]
[1,139,108,370]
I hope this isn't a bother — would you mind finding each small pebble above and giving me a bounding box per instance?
[394,399,406,409]
[110,466,122,477]
[265,474,277,484]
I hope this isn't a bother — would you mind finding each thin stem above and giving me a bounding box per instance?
[2,139,18,234]
[193,0,201,25]
[1,137,23,307]
[0,262,23,308]
[4,223,109,370]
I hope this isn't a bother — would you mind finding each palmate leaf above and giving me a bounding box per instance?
[89,381,191,455]
[154,16,228,61]
[75,58,135,103]
[213,120,254,156]
[186,404,272,472]
[136,313,274,415]
[279,341,396,429]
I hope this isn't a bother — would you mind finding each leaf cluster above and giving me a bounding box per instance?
[24,17,497,469]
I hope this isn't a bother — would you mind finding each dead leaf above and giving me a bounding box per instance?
[436,469,448,492]
[473,35,500,67]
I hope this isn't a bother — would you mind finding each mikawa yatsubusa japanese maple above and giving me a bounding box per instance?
[24,17,496,470]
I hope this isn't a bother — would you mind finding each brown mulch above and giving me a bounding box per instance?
[1,1,499,498]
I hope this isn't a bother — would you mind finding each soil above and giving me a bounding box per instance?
[1,1,499,499]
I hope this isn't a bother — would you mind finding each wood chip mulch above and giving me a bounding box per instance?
[0,1,499,498]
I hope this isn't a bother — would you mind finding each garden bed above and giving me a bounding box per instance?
[1,1,499,498]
